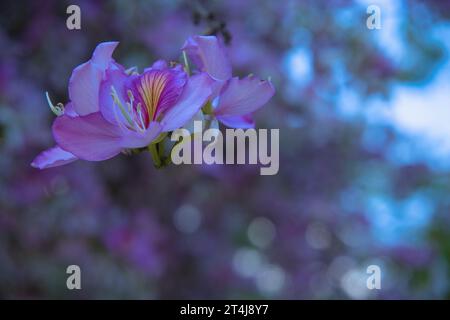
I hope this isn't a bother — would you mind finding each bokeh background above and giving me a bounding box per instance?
[1,0,450,299]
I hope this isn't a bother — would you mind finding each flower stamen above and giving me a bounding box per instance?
[45,92,65,116]
[136,103,146,131]
[110,86,134,128]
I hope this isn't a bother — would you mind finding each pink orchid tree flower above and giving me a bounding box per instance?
[32,41,212,169]
[182,35,275,129]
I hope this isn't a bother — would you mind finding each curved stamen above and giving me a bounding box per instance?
[110,86,148,133]
[45,92,65,116]
[136,103,146,132]
[110,86,134,128]
[125,66,139,75]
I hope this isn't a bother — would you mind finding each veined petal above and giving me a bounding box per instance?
[53,112,125,161]
[214,76,275,116]
[216,114,255,129]
[182,35,232,81]
[69,42,119,116]
[31,146,78,169]
[160,73,212,132]
[133,67,187,120]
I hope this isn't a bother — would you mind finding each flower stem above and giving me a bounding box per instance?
[158,140,165,158]
[163,155,172,166]
[201,100,213,115]
[148,143,162,168]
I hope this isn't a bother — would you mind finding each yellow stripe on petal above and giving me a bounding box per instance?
[137,71,170,120]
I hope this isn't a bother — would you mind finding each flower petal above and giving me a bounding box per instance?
[69,42,119,116]
[214,76,275,116]
[31,146,78,169]
[160,73,212,132]
[133,66,187,120]
[182,35,232,81]
[52,112,125,161]
[92,41,119,69]
[216,114,255,129]
[149,59,168,70]
[64,102,78,117]
[68,62,102,116]
[121,121,162,149]
[99,69,136,126]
